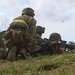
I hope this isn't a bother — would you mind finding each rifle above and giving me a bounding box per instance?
[29,40,75,56]
[29,42,50,56]
[58,40,75,53]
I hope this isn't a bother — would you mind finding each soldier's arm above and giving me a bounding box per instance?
[27,17,36,36]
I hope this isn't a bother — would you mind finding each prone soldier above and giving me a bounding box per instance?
[49,32,62,54]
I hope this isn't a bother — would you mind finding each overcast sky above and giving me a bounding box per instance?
[0,0,75,42]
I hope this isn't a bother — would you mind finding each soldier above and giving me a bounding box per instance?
[3,7,38,61]
[30,26,45,56]
[36,26,45,46]
[30,26,50,56]
[49,32,61,43]
[22,8,41,54]
[49,32,62,54]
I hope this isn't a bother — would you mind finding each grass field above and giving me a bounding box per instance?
[0,53,75,75]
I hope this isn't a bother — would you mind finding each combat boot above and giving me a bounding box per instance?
[7,46,17,62]
[19,48,27,59]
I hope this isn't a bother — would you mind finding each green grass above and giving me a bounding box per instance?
[0,53,75,75]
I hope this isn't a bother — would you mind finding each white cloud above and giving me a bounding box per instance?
[0,0,75,42]
[0,13,9,31]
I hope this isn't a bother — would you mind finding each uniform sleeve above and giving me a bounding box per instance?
[27,17,36,26]
[27,17,37,36]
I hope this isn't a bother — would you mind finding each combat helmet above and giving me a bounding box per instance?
[49,32,62,43]
[22,7,35,17]
[36,26,45,34]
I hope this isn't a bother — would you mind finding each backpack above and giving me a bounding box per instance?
[12,29,24,44]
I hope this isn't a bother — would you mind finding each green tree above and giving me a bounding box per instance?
[0,31,6,48]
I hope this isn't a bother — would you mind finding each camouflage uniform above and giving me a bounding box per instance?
[30,26,51,56]
[29,26,45,56]
[36,26,45,46]
[3,7,41,61]
[21,8,41,52]
[49,32,62,54]
[3,23,29,61]
[49,32,61,43]
[3,7,38,61]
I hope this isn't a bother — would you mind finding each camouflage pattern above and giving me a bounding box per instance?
[49,32,62,54]
[36,26,45,36]
[49,32,61,43]
[21,8,41,52]
[43,38,49,45]
[19,48,27,59]
[7,46,17,62]
[3,7,41,61]
[3,30,13,49]
[22,7,35,17]
[29,26,46,56]
[30,26,45,56]
[36,26,45,46]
